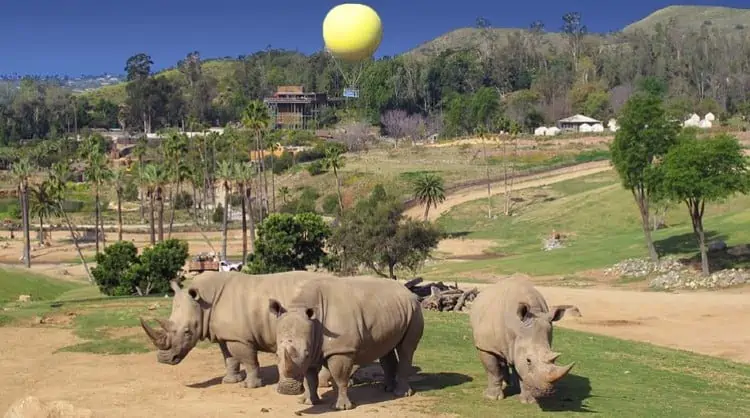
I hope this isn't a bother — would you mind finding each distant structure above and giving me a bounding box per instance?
[608,119,619,132]
[557,114,601,132]
[263,85,328,130]
[683,112,716,129]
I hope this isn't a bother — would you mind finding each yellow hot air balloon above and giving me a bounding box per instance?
[322,3,383,63]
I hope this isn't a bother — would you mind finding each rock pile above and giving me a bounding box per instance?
[649,268,750,290]
[542,237,564,251]
[604,256,685,278]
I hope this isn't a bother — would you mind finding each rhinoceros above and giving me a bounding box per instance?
[469,277,581,404]
[139,270,338,389]
[267,275,424,410]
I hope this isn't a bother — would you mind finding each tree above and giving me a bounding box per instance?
[245,212,331,274]
[111,167,126,242]
[278,186,291,205]
[561,12,587,72]
[84,151,112,255]
[329,189,441,279]
[11,157,33,268]
[412,173,446,221]
[234,161,256,261]
[323,145,346,212]
[142,164,167,245]
[610,90,680,262]
[216,160,234,260]
[29,180,58,245]
[657,133,749,275]
[241,101,271,214]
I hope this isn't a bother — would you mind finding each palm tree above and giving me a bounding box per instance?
[85,151,112,255]
[164,131,189,238]
[412,173,446,221]
[132,136,148,222]
[50,162,94,282]
[11,157,33,268]
[216,160,234,261]
[142,164,166,244]
[111,167,126,242]
[29,180,58,245]
[241,101,271,213]
[323,146,346,212]
[278,186,291,205]
[234,162,256,261]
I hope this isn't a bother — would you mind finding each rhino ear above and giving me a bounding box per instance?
[516,302,532,322]
[269,299,286,318]
[549,305,581,322]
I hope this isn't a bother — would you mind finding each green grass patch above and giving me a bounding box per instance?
[0,267,85,303]
[415,311,750,417]
[428,169,750,279]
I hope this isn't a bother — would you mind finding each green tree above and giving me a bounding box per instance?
[245,212,331,274]
[29,180,58,245]
[234,161,256,261]
[11,157,33,268]
[610,90,680,262]
[84,151,112,255]
[323,145,346,212]
[657,133,749,275]
[216,160,234,260]
[412,173,446,221]
[142,164,167,244]
[241,101,271,214]
[329,189,441,279]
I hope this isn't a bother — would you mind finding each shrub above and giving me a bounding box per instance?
[174,191,194,210]
[212,204,224,224]
[306,160,325,176]
[322,193,340,215]
[92,239,189,297]
[122,180,139,202]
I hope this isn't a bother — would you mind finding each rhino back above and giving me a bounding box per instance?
[470,277,549,359]
[209,271,333,352]
[295,275,420,364]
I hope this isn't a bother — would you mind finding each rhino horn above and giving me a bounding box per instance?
[140,317,171,350]
[546,351,562,363]
[545,362,574,383]
[155,318,173,332]
[170,280,181,293]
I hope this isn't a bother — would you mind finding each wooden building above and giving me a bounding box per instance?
[263,86,327,130]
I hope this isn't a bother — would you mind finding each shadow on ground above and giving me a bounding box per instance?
[500,371,594,413]
[654,231,725,257]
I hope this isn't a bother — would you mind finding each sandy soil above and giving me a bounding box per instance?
[404,160,613,221]
[0,327,454,418]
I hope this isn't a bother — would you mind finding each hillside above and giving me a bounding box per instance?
[623,5,750,33]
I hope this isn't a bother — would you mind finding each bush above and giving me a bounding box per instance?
[306,160,325,176]
[322,193,340,215]
[212,204,224,224]
[244,212,331,274]
[122,180,139,202]
[174,191,194,210]
[92,239,189,297]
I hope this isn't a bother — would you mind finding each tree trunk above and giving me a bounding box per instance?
[483,141,492,219]
[94,185,100,255]
[247,186,256,254]
[117,191,123,242]
[634,189,659,262]
[334,167,344,212]
[221,183,229,261]
[38,215,44,246]
[270,155,276,212]
[59,203,93,283]
[157,187,164,242]
[149,192,156,245]
[690,200,710,276]
[20,187,30,268]
[240,181,248,263]
[100,193,106,249]
[423,204,430,221]
[168,182,179,239]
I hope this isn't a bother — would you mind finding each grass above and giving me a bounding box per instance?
[427,169,750,280]
[0,267,85,303]
[3,290,750,416]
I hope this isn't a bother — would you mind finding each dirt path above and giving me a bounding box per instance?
[0,328,454,418]
[404,160,612,221]
[447,279,750,365]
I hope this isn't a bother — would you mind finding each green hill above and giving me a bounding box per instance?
[623,5,750,33]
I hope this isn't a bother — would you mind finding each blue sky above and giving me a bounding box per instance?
[0,0,747,76]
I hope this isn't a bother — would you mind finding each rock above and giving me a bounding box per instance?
[728,244,750,257]
[542,238,564,251]
[3,396,95,418]
[708,240,727,252]
[147,303,159,311]
[649,267,749,290]
[18,295,31,303]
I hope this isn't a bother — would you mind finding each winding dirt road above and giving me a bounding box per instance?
[404,160,612,221]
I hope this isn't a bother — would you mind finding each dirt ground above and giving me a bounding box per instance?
[404,160,613,221]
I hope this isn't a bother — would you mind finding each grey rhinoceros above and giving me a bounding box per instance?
[139,270,338,389]
[469,277,581,404]
[268,274,424,410]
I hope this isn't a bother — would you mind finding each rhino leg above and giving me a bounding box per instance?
[298,367,322,405]
[379,350,399,392]
[219,342,244,384]
[319,365,357,388]
[225,341,263,389]
[327,354,356,410]
[478,350,507,401]
[392,313,423,398]
[519,381,538,405]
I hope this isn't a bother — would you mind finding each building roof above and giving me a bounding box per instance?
[558,114,601,124]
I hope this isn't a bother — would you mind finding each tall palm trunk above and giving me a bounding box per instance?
[59,203,93,282]
[20,186,30,268]
[221,182,229,261]
[157,187,165,242]
[100,194,106,249]
[116,190,123,242]
[94,184,100,255]
[38,215,44,245]
[240,181,248,262]
[333,166,343,212]
[246,185,255,254]
[168,182,179,239]
[149,191,156,245]
[270,155,276,212]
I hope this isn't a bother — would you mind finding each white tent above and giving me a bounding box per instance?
[579,123,593,133]
[534,126,548,136]
[688,113,700,123]
[545,127,561,136]
[683,118,699,128]
[705,112,716,122]
[591,123,605,133]
[698,119,713,129]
